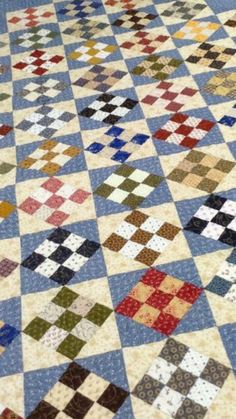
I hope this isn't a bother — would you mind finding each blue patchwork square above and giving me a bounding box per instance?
[218,104,236,127]
[85,125,149,163]
[0,323,19,348]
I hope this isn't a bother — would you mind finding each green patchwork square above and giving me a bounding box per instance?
[24,317,51,340]
[57,334,86,359]
[145,174,163,187]
[52,287,78,308]
[119,178,139,192]
[116,164,135,177]
[0,162,15,175]
[123,193,144,209]
[95,183,114,198]
[55,310,81,332]
[0,93,10,101]
[86,303,112,326]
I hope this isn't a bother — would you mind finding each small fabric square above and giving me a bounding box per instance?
[224,13,236,28]
[0,405,23,418]
[0,124,13,140]
[132,54,183,81]
[218,103,236,127]
[24,286,112,359]
[21,228,100,284]
[13,49,64,76]
[115,268,202,334]
[0,256,18,278]
[0,321,19,356]
[0,201,16,223]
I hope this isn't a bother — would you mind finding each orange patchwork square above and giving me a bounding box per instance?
[173,20,221,42]
[0,201,15,222]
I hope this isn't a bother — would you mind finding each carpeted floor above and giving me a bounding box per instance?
[0,0,236,418]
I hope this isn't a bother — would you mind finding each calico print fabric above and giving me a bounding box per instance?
[0,0,236,418]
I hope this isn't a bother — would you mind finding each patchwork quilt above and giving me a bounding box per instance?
[0,0,236,418]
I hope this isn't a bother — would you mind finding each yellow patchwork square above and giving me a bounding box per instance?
[158,275,183,295]
[130,282,155,302]
[79,373,109,401]
[173,20,221,42]
[163,296,192,319]
[0,200,15,220]
[44,381,75,411]
[133,304,160,326]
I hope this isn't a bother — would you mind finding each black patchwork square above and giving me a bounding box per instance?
[79,93,138,124]
[185,194,236,246]
[21,228,100,284]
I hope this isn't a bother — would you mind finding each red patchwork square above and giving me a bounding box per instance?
[141,82,198,114]
[176,282,203,303]
[141,268,166,287]
[13,50,64,76]
[146,289,173,310]
[120,30,169,54]
[116,296,142,317]
[0,124,13,139]
[115,268,202,335]
[152,312,180,335]
[153,113,215,148]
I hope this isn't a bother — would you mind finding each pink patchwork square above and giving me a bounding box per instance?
[141,81,198,113]
[42,177,64,193]
[70,189,91,204]
[18,177,91,226]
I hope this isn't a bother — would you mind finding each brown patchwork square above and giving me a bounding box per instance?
[167,150,235,192]
[187,42,236,69]
[103,210,180,266]
[203,70,236,99]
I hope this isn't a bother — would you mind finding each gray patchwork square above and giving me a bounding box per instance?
[132,374,164,405]
[162,1,206,20]
[17,78,69,104]
[16,105,75,139]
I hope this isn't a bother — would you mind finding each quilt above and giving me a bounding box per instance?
[0,0,236,418]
